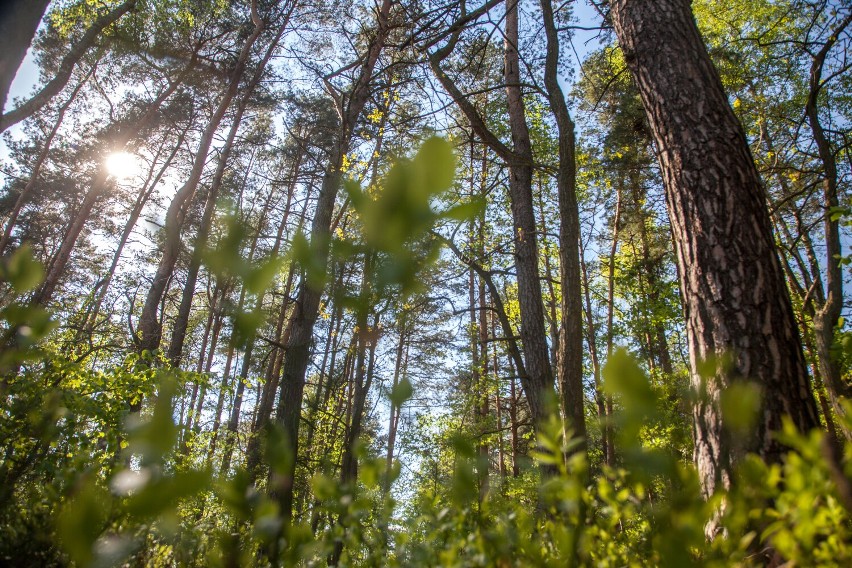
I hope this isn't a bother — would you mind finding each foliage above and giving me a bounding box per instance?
[1,0,851,565]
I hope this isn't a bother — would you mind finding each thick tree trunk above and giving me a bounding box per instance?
[0,0,51,116]
[0,0,136,133]
[610,0,821,498]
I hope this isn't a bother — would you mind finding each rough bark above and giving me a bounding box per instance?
[610,0,821,498]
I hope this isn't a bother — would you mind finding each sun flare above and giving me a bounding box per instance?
[105,151,141,180]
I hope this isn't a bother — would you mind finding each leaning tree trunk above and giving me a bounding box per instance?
[30,65,186,308]
[136,9,265,353]
[0,0,51,116]
[166,15,291,364]
[0,0,136,133]
[610,0,821,499]
[0,68,92,255]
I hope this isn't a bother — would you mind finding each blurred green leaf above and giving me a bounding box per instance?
[389,377,413,407]
[57,477,111,567]
[720,381,761,435]
[1,244,44,293]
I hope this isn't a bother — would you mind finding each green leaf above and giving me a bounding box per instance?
[442,197,486,222]
[1,244,44,293]
[389,377,413,407]
[413,136,456,192]
[125,470,210,518]
[720,381,762,435]
[57,477,112,566]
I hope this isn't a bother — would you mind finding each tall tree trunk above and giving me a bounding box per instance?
[30,66,186,307]
[82,126,187,336]
[384,321,407,492]
[628,177,674,375]
[271,0,393,525]
[508,357,520,478]
[1,68,91,254]
[610,0,821,499]
[0,0,51,116]
[243,169,310,479]
[0,0,136,133]
[580,250,611,468]
[603,187,622,467]
[540,0,586,446]
[804,12,852,431]
[166,16,291,364]
[218,192,280,474]
[137,6,266,352]
[477,259,490,500]
[501,0,554,429]
[429,0,555,431]
[330,258,379,565]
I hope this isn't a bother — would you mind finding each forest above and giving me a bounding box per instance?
[0,0,851,565]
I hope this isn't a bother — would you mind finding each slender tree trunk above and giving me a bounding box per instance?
[610,0,821,499]
[137,8,266,352]
[218,192,280,474]
[502,0,554,429]
[83,126,187,335]
[167,17,291,364]
[331,293,380,564]
[804,12,852,429]
[30,69,185,307]
[384,322,407,491]
[580,250,611,468]
[429,0,555,431]
[630,180,674,375]
[540,0,586,445]
[603,187,622,467]
[1,69,91,254]
[271,0,393,525]
[508,358,520,478]
[477,261,490,500]
[493,311,506,479]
